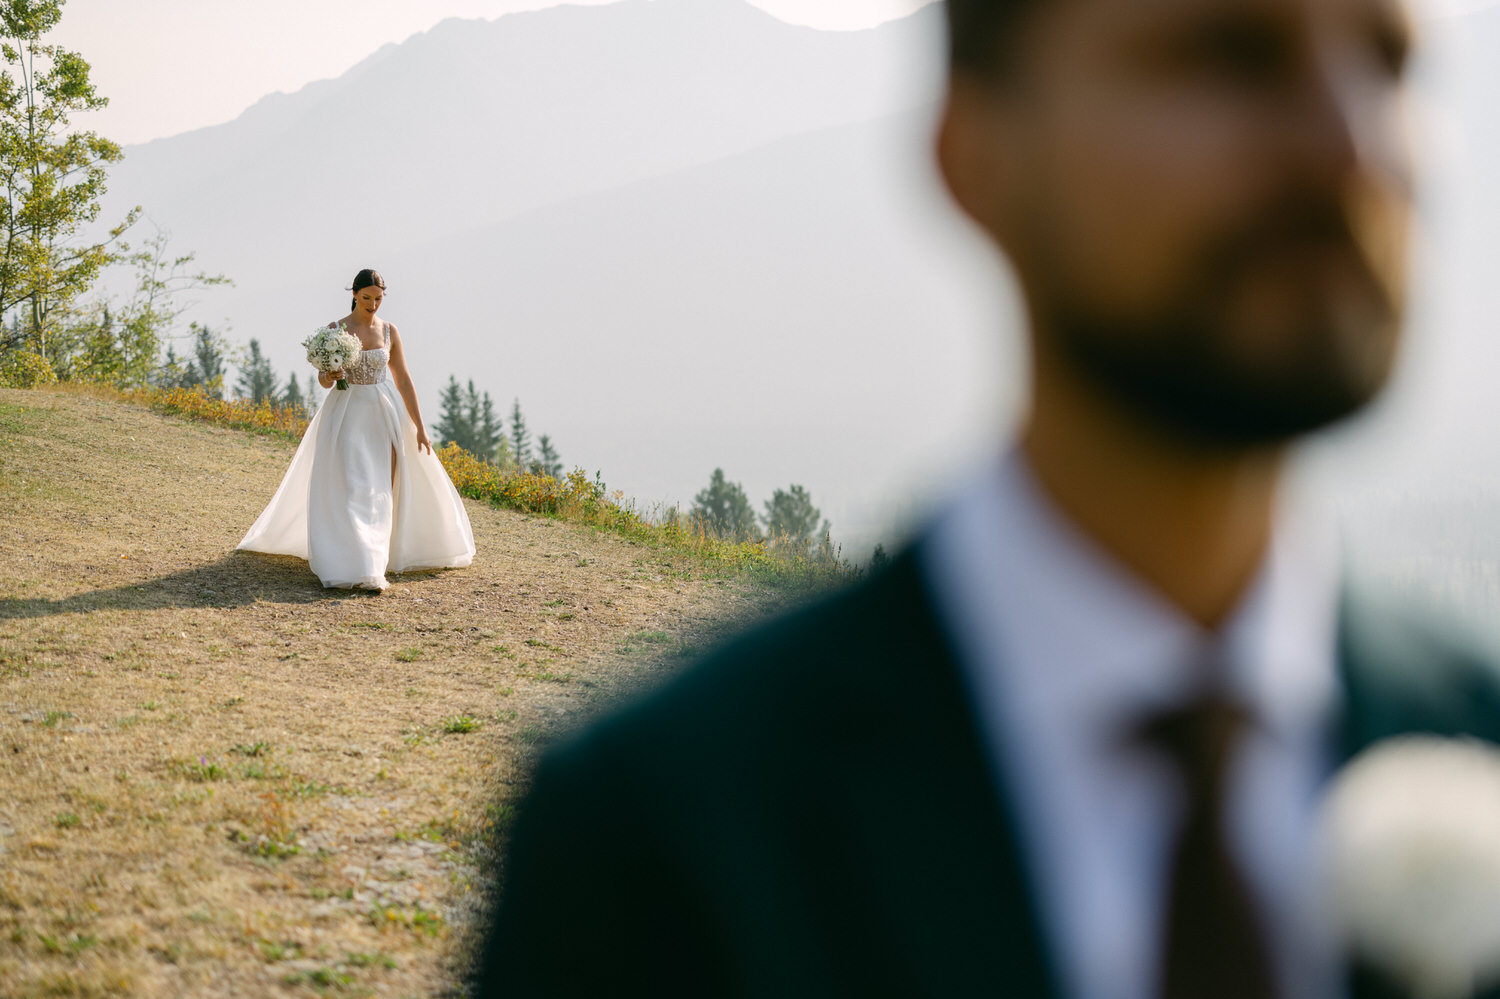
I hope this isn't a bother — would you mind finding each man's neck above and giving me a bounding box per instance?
[1020,373,1286,631]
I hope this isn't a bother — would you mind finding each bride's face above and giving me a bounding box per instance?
[355,287,384,318]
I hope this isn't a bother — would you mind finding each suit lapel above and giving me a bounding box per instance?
[820,547,1064,997]
[1335,581,1500,763]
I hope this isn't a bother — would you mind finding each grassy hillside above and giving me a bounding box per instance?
[0,387,790,998]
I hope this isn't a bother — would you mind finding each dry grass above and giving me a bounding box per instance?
[0,387,789,998]
[58,381,848,587]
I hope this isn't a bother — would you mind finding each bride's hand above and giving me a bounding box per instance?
[416,427,433,455]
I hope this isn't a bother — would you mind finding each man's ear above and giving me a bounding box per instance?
[936,74,1026,250]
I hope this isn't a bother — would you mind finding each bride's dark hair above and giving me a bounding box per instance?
[349,268,387,310]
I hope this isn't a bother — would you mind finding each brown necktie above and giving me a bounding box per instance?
[1141,697,1277,999]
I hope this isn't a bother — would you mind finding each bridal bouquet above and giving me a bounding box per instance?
[302,324,361,390]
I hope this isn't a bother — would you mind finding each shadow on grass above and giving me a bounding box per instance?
[0,549,453,620]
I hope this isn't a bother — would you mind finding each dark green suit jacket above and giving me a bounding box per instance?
[475,544,1500,998]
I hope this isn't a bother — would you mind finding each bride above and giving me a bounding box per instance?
[237,268,475,590]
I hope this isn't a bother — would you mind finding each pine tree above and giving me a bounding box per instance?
[433,375,471,450]
[509,398,532,470]
[460,381,505,462]
[282,372,305,413]
[869,544,890,573]
[433,376,506,461]
[692,468,759,542]
[761,484,828,548]
[477,391,504,464]
[185,323,226,398]
[536,435,562,478]
[462,380,481,441]
[235,337,277,403]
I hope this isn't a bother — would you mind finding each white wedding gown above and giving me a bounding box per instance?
[237,322,475,589]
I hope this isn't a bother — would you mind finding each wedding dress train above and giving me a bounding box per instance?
[237,323,475,589]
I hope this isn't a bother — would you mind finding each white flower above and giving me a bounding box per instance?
[301,324,361,374]
[1322,735,1500,999]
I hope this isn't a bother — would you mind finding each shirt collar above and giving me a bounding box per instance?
[927,449,1341,745]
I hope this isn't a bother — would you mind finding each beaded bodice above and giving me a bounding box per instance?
[345,323,390,385]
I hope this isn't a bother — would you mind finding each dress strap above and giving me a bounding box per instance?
[384,321,390,347]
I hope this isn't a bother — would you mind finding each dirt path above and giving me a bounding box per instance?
[0,387,785,998]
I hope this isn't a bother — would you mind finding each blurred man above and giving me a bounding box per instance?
[477,0,1500,996]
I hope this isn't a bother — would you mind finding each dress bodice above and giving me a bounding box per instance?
[346,322,390,385]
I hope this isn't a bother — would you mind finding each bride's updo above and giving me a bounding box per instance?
[350,268,387,310]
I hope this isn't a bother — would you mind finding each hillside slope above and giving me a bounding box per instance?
[0,387,784,997]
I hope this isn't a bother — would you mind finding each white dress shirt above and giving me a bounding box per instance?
[922,451,1344,999]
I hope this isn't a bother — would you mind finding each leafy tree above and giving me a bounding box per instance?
[36,227,226,388]
[761,484,829,548]
[491,433,512,468]
[536,434,562,478]
[692,468,759,542]
[281,371,305,413]
[815,528,841,566]
[51,301,145,385]
[119,225,228,382]
[235,337,276,403]
[182,322,226,398]
[154,342,190,388]
[509,398,531,469]
[0,1,139,365]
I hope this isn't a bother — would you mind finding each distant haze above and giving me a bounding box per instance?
[57,0,936,146]
[56,0,1480,146]
[83,0,1500,577]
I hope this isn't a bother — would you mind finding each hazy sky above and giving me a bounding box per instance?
[55,0,935,146]
[52,0,1499,147]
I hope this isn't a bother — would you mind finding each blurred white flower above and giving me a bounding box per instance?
[1322,735,1500,999]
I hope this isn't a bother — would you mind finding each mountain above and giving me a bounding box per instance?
[101,0,945,286]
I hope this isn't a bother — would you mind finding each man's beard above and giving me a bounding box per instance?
[1035,195,1403,448]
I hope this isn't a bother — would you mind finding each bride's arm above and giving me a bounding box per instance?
[386,323,433,455]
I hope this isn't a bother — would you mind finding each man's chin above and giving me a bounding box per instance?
[1065,325,1396,449]
[1133,355,1393,447]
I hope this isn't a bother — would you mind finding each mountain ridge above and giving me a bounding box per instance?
[101,0,944,276]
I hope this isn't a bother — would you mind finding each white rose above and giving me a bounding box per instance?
[1322,735,1500,999]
